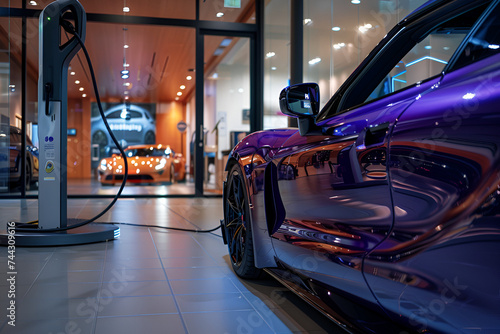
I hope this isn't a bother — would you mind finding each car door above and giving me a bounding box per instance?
[364,2,500,332]
[268,0,490,327]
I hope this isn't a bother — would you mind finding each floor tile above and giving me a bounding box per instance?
[96,295,178,317]
[182,310,275,334]
[95,313,185,334]
[169,278,240,295]
[177,292,252,313]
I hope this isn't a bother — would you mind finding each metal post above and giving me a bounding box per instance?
[289,0,303,128]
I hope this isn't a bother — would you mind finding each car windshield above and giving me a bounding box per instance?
[126,147,171,157]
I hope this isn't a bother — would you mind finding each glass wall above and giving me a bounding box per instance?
[264,0,427,129]
[0,0,259,198]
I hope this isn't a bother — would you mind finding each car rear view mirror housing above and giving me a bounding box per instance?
[279,83,320,118]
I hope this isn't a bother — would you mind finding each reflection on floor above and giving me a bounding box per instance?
[3,177,224,197]
[0,198,338,334]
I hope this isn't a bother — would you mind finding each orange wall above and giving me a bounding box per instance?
[156,102,186,155]
[67,98,92,179]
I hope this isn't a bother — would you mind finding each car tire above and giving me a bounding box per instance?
[170,164,176,184]
[224,164,261,279]
[92,130,108,147]
[25,161,31,191]
[144,131,155,144]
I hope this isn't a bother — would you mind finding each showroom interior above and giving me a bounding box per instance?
[0,0,429,333]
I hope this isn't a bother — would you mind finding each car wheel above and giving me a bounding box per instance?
[170,164,176,184]
[224,164,261,279]
[25,161,31,191]
[144,131,155,144]
[92,130,108,147]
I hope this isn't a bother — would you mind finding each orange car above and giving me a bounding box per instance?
[98,144,185,185]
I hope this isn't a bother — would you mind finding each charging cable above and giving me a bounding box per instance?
[12,18,220,234]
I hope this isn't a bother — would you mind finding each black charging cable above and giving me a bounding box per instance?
[12,19,221,234]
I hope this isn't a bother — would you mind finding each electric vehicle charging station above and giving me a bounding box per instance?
[0,0,119,246]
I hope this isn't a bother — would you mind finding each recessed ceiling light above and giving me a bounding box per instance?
[425,45,432,50]
[124,45,129,49]
[29,1,37,5]
[238,88,244,93]
[123,82,131,87]
[186,76,192,80]
[216,12,224,18]
[351,0,360,4]
[180,85,186,90]
[358,23,372,33]
[121,70,130,79]
[125,96,129,100]
[70,71,76,75]
[79,87,84,91]
[123,63,130,68]
[308,57,321,65]
[75,80,80,84]
[332,27,341,31]
[123,6,130,12]
[177,92,182,96]
[271,67,277,70]
[82,94,87,97]
[266,52,276,58]
[304,18,312,25]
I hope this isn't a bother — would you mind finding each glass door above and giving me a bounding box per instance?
[201,35,251,194]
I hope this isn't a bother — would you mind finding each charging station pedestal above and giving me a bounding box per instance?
[0,0,119,246]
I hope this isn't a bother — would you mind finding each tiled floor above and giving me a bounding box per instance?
[0,198,339,334]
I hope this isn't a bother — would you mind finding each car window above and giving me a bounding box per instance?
[452,4,500,70]
[365,4,488,103]
[129,111,142,119]
[106,111,122,119]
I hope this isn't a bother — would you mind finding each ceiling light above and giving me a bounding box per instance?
[175,97,179,101]
[82,94,87,97]
[121,70,130,79]
[186,76,192,81]
[125,96,129,100]
[124,91,129,95]
[180,85,186,90]
[70,71,76,75]
[271,67,277,71]
[216,12,224,17]
[266,52,276,58]
[123,63,130,67]
[238,88,244,93]
[123,82,131,87]
[79,87,84,91]
[308,57,321,65]
[29,1,37,5]
[333,43,346,50]
[358,23,373,33]
[177,92,182,96]
[304,18,312,25]
[425,45,432,50]
[75,80,80,84]
[351,0,360,4]
[124,45,129,49]
[332,27,341,31]
[489,44,500,49]
[123,6,130,12]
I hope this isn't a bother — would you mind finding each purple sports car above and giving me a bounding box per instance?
[221,0,500,333]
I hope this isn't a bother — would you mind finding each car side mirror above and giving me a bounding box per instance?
[279,83,320,118]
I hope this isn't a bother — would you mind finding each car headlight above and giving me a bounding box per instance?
[100,159,107,171]
[155,158,167,170]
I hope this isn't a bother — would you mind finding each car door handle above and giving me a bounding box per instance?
[356,122,390,150]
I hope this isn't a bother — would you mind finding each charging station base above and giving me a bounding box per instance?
[0,219,120,247]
